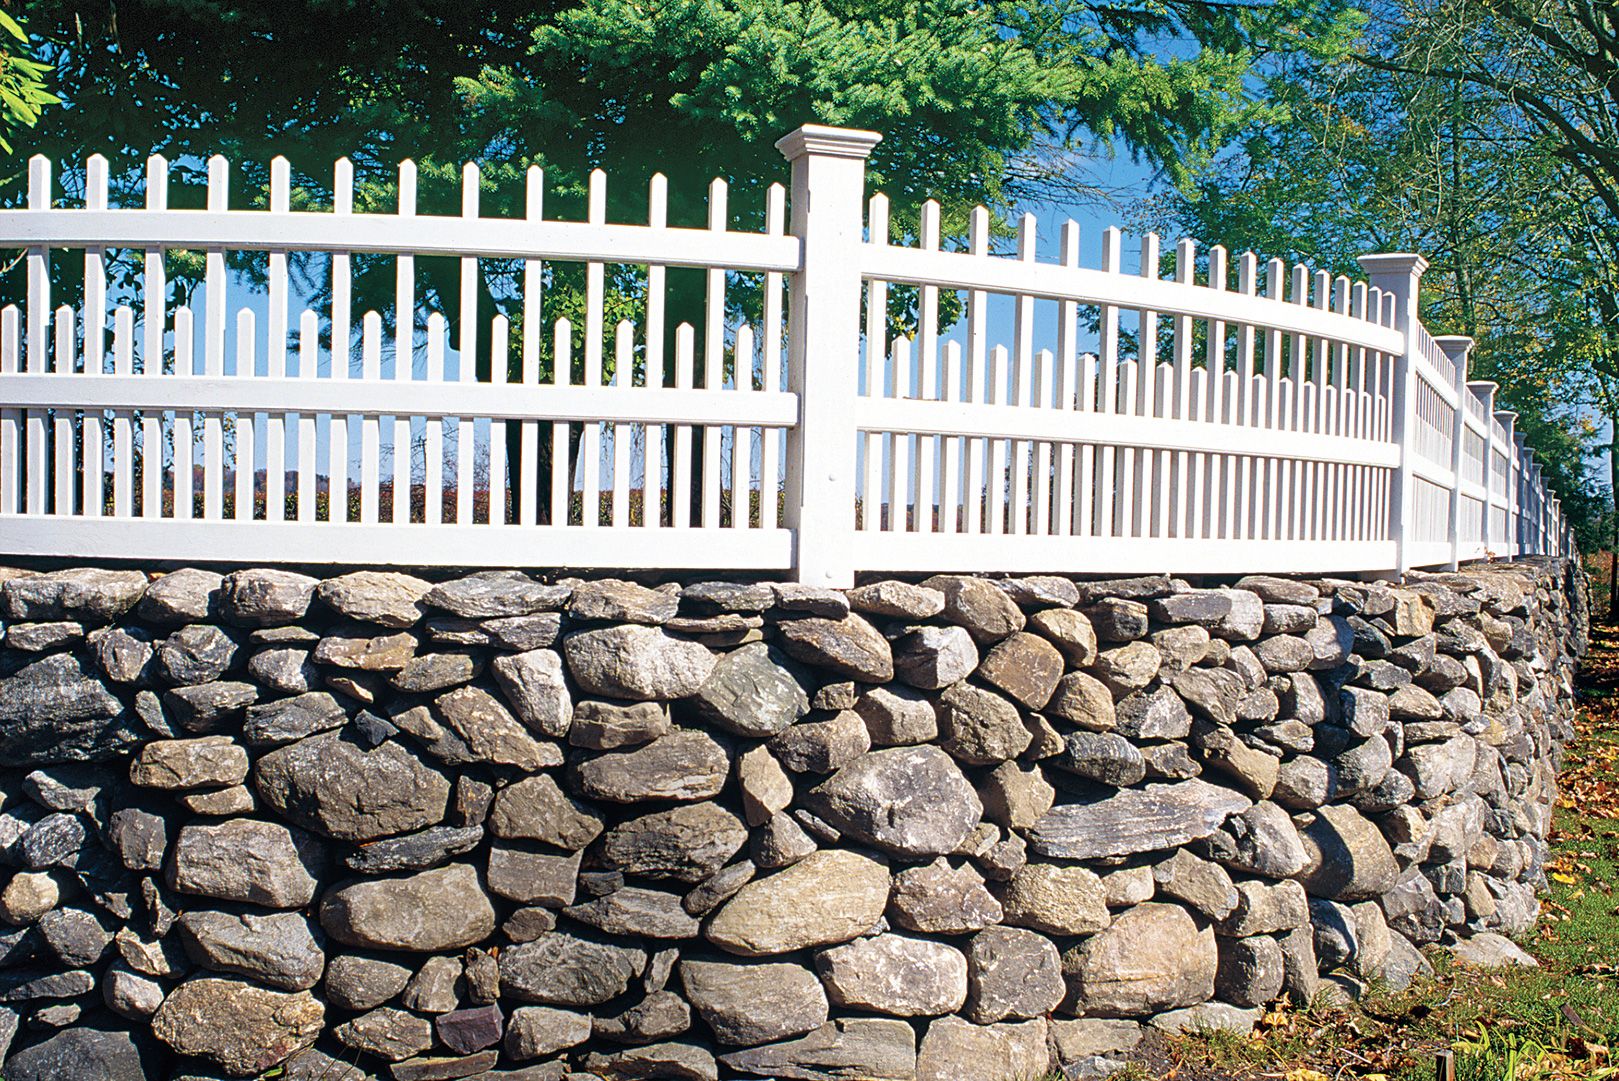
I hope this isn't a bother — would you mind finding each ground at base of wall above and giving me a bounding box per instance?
[1095,624,1619,1081]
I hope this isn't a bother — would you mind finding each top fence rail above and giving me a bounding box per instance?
[0,124,1569,585]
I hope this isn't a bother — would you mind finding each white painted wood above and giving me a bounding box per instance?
[394,161,417,526]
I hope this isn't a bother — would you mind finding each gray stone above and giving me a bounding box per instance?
[1272,756,1331,809]
[316,571,432,627]
[1206,801,1308,879]
[717,1018,916,1081]
[87,626,151,681]
[1028,779,1251,860]
[1450,931,1537,968]
[1049,1018,1142,1062]
[773,582,853,618]
[255,731,450,842]
[936,682,1031,765]
[0,652,135,766]
[391,651,483,693]
[681,959,830,1045]
[165,680,259,731]
[490,650,572,737]
[433,686,561,770]
[248,647,318,695]
[889,858,1003,934]
[817,933,967,1017]
[221,568,319,627]
[1112,685,1192,740]
[563,625,716,699]
[1150,590,1232,626]
[486,844,582,906]
[568,699,670,750]
[1092,641,1160,695]
[978,761,1055,831]
[1056,731,1146,786]
[334,1006,434,1061]
[344,826,484,874]
[3,1027,146,1081]
[1149,1003,1261,1035]
[2,568,146,624]
[1217,878,1309,937]
[1046,671,1117,732]
[926,574,1027,643]
[139,567,223,624]
[1062,902,1216,1018]
[997,863,1110,935]
[169,819,322,908]
[504,1004,592,1059]
[976,632,1064,710]
[320,865,497,951]
[1214,934,1285,1007]
[569,578,679,624]
[1212,588,1265,641]
[242,692,346,747]
[690,643,810,737]
[130,735,249,789]
[108,807,168,871]
[915,1016,1049,1081]
[177,909,325,990]
[403,954,464,1012]
[424,572,570,619]
[965,925,1064,1023]
[324,954,413,1010]
[104,962,164,1020]
[152,977,323,1076]
[848,581,945,620]
[775,614,894,682]
[806,745,981,857]
[1086,598,1150,642]
[158,624,240,685]
[500,932,647,1006]
[1140,741,1201,780]
[571,730,729,803]
[892,625,979,689]
[769,710,871,773]
[489,774,604,849]
[482,613,564,651]
[1153,849,1238,920]
[852,685,938,746]
[593,989,691,1044]
[599,803,749,883]
[1027,608,1098,665]
[706,849,889,957]
[564,887,701,939]
[582,1042,717,1081]
[1296,804,1400,901]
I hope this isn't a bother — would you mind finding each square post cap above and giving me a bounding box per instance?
[776,124,883,162]
[1357,252,1430,280]
[1432,335,1474,361]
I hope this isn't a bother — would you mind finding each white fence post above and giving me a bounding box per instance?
[1434,335,1473,570]
[1471,380,1497,554]
[1358,253,1429,576]
[1498,412,1518,556]
[776,124,882,588]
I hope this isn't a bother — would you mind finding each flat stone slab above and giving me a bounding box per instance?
[1026,779,1251,860]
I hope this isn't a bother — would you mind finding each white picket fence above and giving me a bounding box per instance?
[0,125,1569,586]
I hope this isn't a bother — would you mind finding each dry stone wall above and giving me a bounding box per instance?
[0,558,1585,1081]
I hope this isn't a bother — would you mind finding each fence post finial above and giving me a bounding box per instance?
[777,124,882,588]
[1358,253,1429,577]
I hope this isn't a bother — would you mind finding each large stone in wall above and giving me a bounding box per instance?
[596,802,750,883]
[690,643,811,737]
[168,819,324,909]
[151,976,323,1077]
[319,864,497,951]
[423,570,570,618]
[680,959,830,1046]
[2,1028,148,1081]
[175,909,326,991]
[965,926,1065,1024]
[563,625,717,699]
[1027,780,1252,860]
[255,731,451,842]
[0,652,137,766]
[1061,902,1217,1018]
[315,571,432,628]
[805,745,982,857]
[915,1016,1050,1081]
[569,730,730,803]
[1,568,147,624]
[221,569,319,627]
[499,931,647,1007]
[774,614,894,682]
[706,850,890,956]
[816,933,968,1017]
[1295,804,1401,902]
[717,1018,917,1081]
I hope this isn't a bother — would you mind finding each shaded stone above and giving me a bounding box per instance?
[152,977,323,1077]
[139,568,223,624]
[1113,685,1191,739]
[706,849,889,957]
[773,583,853,618]
[1215,934,1285,1007]
[424,572,570,619]
[926,574,1027,643]
[817,933,967,1017]
[564,887,701,939]
[569,700,671,750]
[505,1004,592,1059]
[769,710,871,773]
[324,954,413,1010]
[1150,591,1232,626]
[848,581,945,620]
[168,819,322,908]
[569,579,679,624]
[1092,642,1160,695]
[1296,804,1400,901]
[978,761,1055,831]
[392,651,484,694]
[717,1018,916,1081]
[691,643,811,737]
[334,1006,434,1061]
[2,568,147,624]
[965,926,1064,1023]
[248,648,318,695]
[775,614,894,682]
[255,731,451,842]
[130,736,249,789]
[489,650,571,737]
[1028,780,1251,860]
[158,624,240,685]
[1055,731,1146,786]
[1206,801,1308,879]
[738,745,794,827]
[436,1004,505,1055]
[563,625,717,699]
[889,858,1003,934]
[434,687,561,770]
[997,863,1110,936]
[242,692,346,747]
[893,625,979,690]
[572,730,729,803]
[320,865,497,951]
[345,825,485,874]
[582,1042,718,1081]
[221,569,319,627]
[165,680,259,731]
[1216,878,1310,937]
[500,931,648,1006]
[681,959,830,1046]
[1086,598,1150,642]
[936,682,1031,765]
[108,808,168,871]
[1062,902,1216,1018]
[489,774,604,849]
[0,652,135,766]
[1153,849,1238,920]
[598,803,749,883]
[4,1027,146,1081]
[403,954,464,1012]
[176,909,325,991]
[807,745,981,857]
[15,813,82,869]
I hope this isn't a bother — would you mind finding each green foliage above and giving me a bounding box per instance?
[0,7,56,154]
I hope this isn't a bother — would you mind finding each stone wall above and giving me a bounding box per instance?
[0,558,1585,1081]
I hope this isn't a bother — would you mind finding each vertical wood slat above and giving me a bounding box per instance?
[0,307,17,513]
[268,157,291,522]
[329,159,353,524]
[759,182,786,533]
[916,200,941,534]
[52,306,74,516]
[519,166,544,527]
[965,206,989,535]
[862,194,889,532]
[644,173,668,529]
[202,157,228,521]
[425,313,447,526]
[490,314,509,526]
[25,156,49,516]
[551,319,574,526]
[457,163,480,525]
[111,306,134,516]
[578,169,606,529]
[143,156,168,518]
[83,156,108,518]
[1053,222,1081,537]
[729,324,753,529]
[613,320,634,529]
[701,178,727,529]
[394,161,417,525]
[360,311,382,524]
[670,323,693,530]
[1012,214,1037,536]
[173,309,195,520]
[297,311,318,521]
[234,309,256,520]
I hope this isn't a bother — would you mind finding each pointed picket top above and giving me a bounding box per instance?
[1140,232,1160,279]
[1239,251,1258,294]
[269,157,291,213]
[866,192,889,244]
[85,155,108,209]
[969,206,989,255]
[766,182,786,234]
[707,177,727,230]
[394,160,417,215]
[1018,213,1037,260]
[525,165,544,220]
[26,155,49,209]
[588,169,607,224]
[333,158,354,213]
[920,199,941,250]
[206,156,229,211]
[1175,238,1196,284]
[648,173,668,228]
[461,162,480,216]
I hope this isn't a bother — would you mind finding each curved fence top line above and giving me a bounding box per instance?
[0,126,1569,584]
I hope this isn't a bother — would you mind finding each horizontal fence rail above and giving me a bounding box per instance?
[0,125,1570,584]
